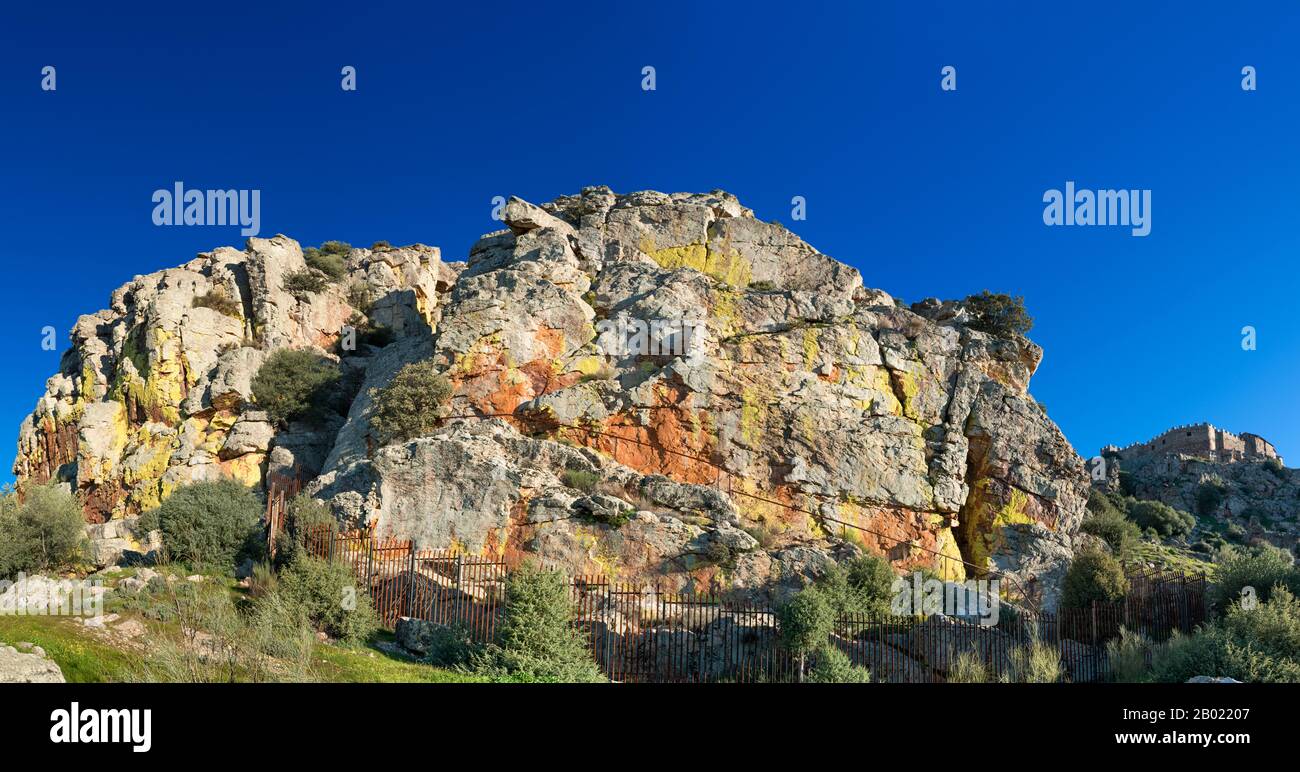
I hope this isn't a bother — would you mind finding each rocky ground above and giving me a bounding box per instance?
[14,187,1091,608]
[1105,452,1299,557]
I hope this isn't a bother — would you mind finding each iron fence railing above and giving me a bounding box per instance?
[291,523,1207,683]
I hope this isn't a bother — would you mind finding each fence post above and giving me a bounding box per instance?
[406,547,417,619]
[453,555,464,627]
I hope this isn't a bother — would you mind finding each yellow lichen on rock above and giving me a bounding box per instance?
[801,326,820,371]
[933,526,967,582]
[643,239,753,288]
[962,481,1035,571]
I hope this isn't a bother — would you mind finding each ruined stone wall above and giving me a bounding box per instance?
[1113,423,1279,464]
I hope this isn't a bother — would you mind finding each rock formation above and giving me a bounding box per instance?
[13,187,1090,607]
[1099,434,1297,554]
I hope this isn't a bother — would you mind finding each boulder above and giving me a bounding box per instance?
[0,644,64,683]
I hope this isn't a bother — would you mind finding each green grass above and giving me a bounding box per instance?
[1128,539,1215,575]
[0,612,478,683]
[312,633,486,683]
[0,613,137,682]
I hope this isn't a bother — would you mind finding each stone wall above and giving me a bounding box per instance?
[1107,423,1281,464]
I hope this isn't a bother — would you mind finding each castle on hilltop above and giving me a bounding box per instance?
[1102,423,1281,465]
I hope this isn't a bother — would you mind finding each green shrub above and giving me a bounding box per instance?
[276,554,379,645]
[1265,456,1287,480]
[468,563,605,682]
[747,280,778,292]
[1210,544,1298,610]
[806,645,871,683]
[816,552,896,619]
[1127,500,1195,538]
[136,479,263,570]
[1106,627,1152,683]
[562,469,599,493]
[251,349,342,426]
[422,623,480,668]
[963,290,1033,338]
[370,360,453,445]
[1224,522,1248,542]
[1150,587,1300,683]
[273,494,334,566]
[283,269,329,299]
[1060,548,1130,610]
[1080,503,1142,559]
[192,288,242,318]
[0,483,85,575]
[1196,477,1228,516]
[370,240,391,251]
[304,248,346,281]
[319,240,351,256]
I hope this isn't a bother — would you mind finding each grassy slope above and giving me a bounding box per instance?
[0,613,136,682]
[0,612,477,683]
[311,633,486,683]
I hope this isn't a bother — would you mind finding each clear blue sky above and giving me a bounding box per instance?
[2,1,1298,484]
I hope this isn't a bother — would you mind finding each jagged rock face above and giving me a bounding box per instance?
[15,187,1089,607]
[14,236,443,521]
[1110,453,1299,553]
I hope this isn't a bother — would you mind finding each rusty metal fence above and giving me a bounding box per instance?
[295,523,1207,683]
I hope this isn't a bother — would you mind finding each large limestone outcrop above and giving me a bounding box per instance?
[14,237,443,521]
[15,187,1089,607]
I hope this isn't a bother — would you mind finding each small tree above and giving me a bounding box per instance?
[370,360,453,445]
[778,586,835,681]
[252,349,342,426]
[963,290,1034,338]
[1060,548,1130,610]
[0,483,85,574]
[283,269,329,299]
[469,563,605,682]
[137,479,263,570]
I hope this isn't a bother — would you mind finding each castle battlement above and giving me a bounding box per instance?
[1108,423,1281,464]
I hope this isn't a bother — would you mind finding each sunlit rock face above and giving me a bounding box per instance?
[15,187,1088,607]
